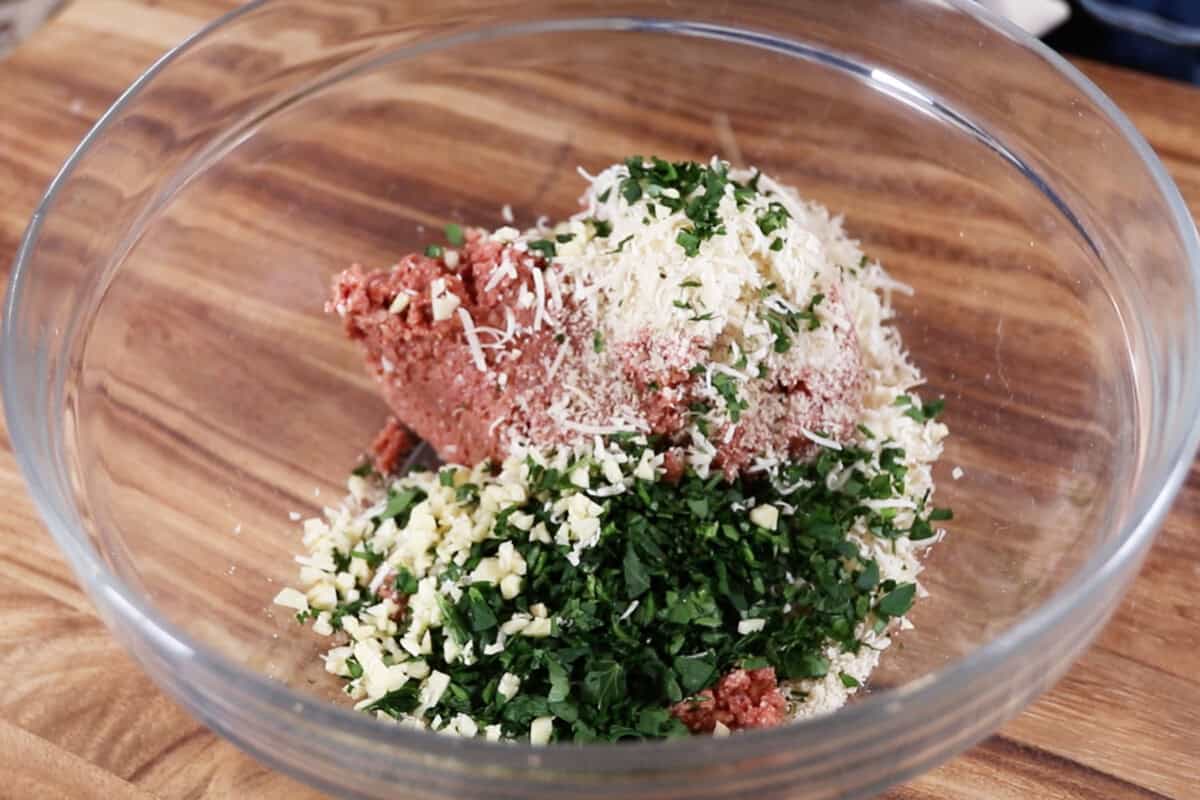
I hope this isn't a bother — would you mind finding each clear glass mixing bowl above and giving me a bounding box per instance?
[5,1,1200,798]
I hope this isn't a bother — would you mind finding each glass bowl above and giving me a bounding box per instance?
[5,1,1199,798]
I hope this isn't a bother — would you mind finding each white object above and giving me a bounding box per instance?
[979,0,1070,36]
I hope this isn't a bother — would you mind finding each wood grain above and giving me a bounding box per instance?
[0,2,1198,799]
[0,717,158,800]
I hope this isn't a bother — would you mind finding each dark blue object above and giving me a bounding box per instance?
[1047,0,1200,83]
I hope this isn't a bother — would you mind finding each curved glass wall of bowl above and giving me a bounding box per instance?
[4,1,1199,799]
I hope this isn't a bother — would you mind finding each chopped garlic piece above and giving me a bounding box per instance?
[273,587,309,612]
[749,504,779,531]
[529,716,554,746]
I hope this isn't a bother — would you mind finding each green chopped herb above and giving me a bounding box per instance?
[895,395,945,423]
[597,187,612,203]
[623,545,651,599]
[839,672,861,688]
[712,373,748,422]
[393,567,419,595]
[877,583,917,618]
[424,244,443,258]
[610,157,737,255]
[346,656,364,680]
[673,652,717,693]
[590,218,613,238]
[351,546,384,568]
[679,278,702,288]
[756,201,791,236]
[621,178,643,204]
[308,401,951,741]
[528,239,557,258]
[546,656,571,703]
[368,684,421,718]
[556,233,576,244]
[379,487,424,525]
[609,234,634,254]
[445,223,465,246]
[583,659,625,712]
[466,587,499,633]
[761,291,826,353]
[676,229,701,257]
[797,293,825,331]
[330,597,369,631]
[593,330,605,353]
[855,560,880,591]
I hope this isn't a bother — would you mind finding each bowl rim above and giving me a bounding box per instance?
[5,0,1200,773]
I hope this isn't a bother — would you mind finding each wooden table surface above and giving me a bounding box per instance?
[1,2,1199,798]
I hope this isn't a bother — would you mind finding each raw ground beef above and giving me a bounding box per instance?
[670,667,789,733]
[330,230,572,466]
[370,417,417,475]
[330,229,865,475]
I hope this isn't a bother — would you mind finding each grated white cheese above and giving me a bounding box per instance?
[800,428,842,450]
[456,307,488,373]
[531,266,548,331]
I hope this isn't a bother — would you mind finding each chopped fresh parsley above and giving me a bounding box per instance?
[609,234,634,254]
[761,291,826,353]
[351,546,385,569]
[712,373,748,423]
[445,223,465,246]
[424,244,443,258]
[613,157,739,257]
[335,436,949,741]
[876,583,917,618]
[756,201,791,236]
[378,487,424,526]
[593,330,605,353]
[394,567,419,595]
[528,239,557,258]
[797,293,824,331]
[893,395,945,423]
[298,392,951,742]
[676,229,701,257]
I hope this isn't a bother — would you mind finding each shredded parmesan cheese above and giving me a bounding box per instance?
[456,307,487,373]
